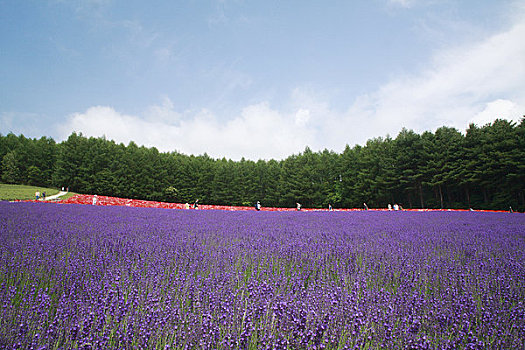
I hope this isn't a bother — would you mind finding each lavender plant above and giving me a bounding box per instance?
[0,201,524,349]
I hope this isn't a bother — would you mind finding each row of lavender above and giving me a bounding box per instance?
[1,201,524,349]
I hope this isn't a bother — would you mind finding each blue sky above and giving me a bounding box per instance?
[1,0,524,160]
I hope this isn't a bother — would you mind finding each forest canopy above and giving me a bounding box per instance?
[1,118,524,211]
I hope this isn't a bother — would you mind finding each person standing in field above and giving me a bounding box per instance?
[185,202,190,209]
[193,199,199,209]
[363,203,369,210]
[296,202,302,211]
[35,191,40,200]
[328,203,333,211]
[92,195,98,205]
[255,201,261,211]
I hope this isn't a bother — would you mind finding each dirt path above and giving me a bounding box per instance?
[43,191,68,201]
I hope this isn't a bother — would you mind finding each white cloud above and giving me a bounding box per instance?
[469,99,524,127]
[294,109,310,127]
[59,101,315,160]
[325,16,525,146]
[58,106,170,147]
[388,0,414,8]
[57,10,525,160]
[1,112,52,137]
[145,96,181,123]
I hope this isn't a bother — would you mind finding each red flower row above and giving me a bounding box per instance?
[50,194,511,213]
[60,195,349,211]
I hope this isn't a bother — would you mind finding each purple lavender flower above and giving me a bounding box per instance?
[0,201,524,349]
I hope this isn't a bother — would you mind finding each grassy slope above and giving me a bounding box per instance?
[0,183,76,201]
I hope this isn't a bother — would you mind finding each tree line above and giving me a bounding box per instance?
[1,118,524,211]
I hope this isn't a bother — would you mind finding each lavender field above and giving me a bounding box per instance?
[1,202,524,349]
